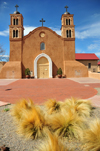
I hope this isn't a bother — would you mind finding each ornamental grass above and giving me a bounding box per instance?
[46,109,87,140]
[83,118,100,151]
[61,98,92,118]
[17,106,46,139]
[44,99,61,114]
[35,130,68,151]
[10,99,35,122]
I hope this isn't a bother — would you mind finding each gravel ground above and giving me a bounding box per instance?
[0,104,100,151]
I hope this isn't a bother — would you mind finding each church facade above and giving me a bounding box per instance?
[0,6,88,79]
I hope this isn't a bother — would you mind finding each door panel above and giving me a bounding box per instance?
[37,64,49,78]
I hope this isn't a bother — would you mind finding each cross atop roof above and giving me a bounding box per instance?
[15,4,19,11]
[65,5,68,12]
[40,18,45,27]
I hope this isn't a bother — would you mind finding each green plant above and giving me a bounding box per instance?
[25,68,30,75]
[57,68,62,75]
[4,108,10,112]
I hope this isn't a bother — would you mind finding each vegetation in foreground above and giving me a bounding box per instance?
[10,98,100,151]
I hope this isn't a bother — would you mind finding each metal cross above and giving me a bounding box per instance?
[15,5,19,11]
[65,5,68,12]
[40,18,45,27]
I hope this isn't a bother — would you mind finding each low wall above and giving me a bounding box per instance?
[88,71,100,80]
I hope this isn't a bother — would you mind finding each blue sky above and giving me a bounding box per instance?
[0,0,100,58]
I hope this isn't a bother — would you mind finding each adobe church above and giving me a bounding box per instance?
[0,5,88,79]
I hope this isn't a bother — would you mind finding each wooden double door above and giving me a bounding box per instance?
[37,57,49,78]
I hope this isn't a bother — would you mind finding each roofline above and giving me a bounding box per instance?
[23,26,61,40]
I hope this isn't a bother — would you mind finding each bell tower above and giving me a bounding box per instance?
[61,5,75,38]
[9,5,24,61]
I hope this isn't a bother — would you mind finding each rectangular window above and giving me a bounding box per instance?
[88,63,91,69]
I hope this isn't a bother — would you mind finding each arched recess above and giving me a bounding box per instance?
[34,53,52,78]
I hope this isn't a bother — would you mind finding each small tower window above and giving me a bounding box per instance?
[13,19,15,25]
[13,30,15,37]
[40,42,45,50]
[16,30,18,37]
[66,19,70,25]
[16,19,18,25]
[66,30,71,38]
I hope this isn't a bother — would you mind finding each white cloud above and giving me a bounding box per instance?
[24,26,37,35]
[0,29,9,36]
[75,49,85,53]
[88,40,100,51]
[0,55,9,57]
[75,22,100,39]
[4,2,7,5]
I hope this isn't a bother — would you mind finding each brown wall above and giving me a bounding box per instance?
[77,60,98,72]
[0,61,22,79]
[64,60,88,78]
[10,40,23,61]
[0,62,6,72]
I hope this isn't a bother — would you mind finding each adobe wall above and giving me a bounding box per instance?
[0,61,22,79]
[88,71,100,80]
[10,40,23,61]
[64,60,88,78]
[63,39,75,60]
[0,62,6,72]
[77,60,98,72]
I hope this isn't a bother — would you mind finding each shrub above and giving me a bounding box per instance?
[25,68,30,75]
[17,107,46,139]
[44,99,61,114]
[34,130,68,151]
[46,109,87,140]
[83,118,100,151]
[57,68,62,75]
[10,99,35,122]
[61,98,92,118]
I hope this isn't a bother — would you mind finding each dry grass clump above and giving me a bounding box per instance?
[10,99,35,122]
[83,118,100,151]
[44,99,61,114]
[46,109,87,140]
[61,98,92,118]
[17,106,46,139]
[35,130,68,151]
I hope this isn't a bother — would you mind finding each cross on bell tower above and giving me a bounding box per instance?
[65,5,68,12]
[40,18,45,26]
[15,4,19,11]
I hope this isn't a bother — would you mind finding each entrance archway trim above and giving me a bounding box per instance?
[34,53,52,78]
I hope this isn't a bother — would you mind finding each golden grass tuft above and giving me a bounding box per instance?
[61,98,92,118]
[17,106,46,139]
[10,99,35,122]
[44,99,61,114]
[35,130,68,151]
[83,118,100,151]
[46,109,87,140]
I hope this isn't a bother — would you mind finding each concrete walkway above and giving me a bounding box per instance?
[0,78,100,107]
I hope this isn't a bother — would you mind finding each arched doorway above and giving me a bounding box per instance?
[34,53,52,78]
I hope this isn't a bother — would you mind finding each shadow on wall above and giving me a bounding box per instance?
[53,62,58,78]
